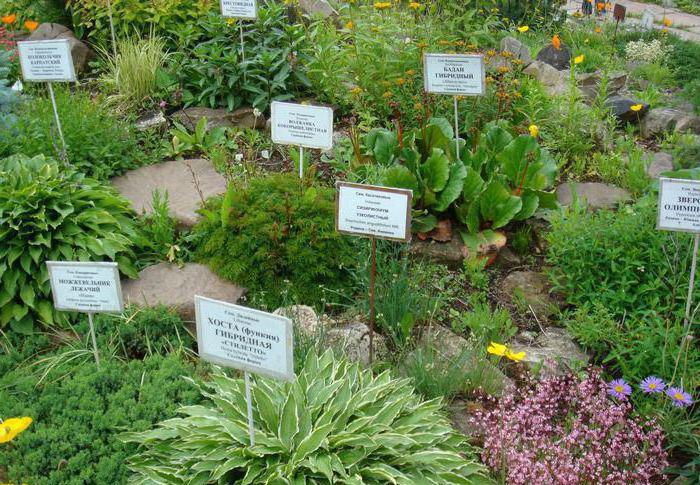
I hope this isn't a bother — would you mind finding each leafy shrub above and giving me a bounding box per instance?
[193,174,357,310]
[470,368,669,484]
[123,349,491,483]
[0,154,138,333]
[667,35,700,86]
[0,353,202,485]
[0,47,19,144]
[0,0,66,26]
[2,86,149,179]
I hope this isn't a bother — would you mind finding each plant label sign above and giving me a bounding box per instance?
[17,39,76,82]
[336,182,413,242]
[219,0,257,19]
[641,10,655,29]
[423,54,485,96]
[195,296,294,381]
[271,101,334,150]
[657,178,700,233]
[46,261,123,313]
[613,4,626,22]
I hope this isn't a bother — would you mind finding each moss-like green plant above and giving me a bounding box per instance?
[193,174,356,309]
[0,154,138,333]
[122,350,491,484]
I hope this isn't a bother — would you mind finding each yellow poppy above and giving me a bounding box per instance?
[574,54,585,64]
[24,20,38,31]
[517,25,529,33]
[0,417,32,444]
[630,104,643,112]
[409,2,421,9]
[528,124,539,137]
[487,342,527,362]
[345,20,354,29]
[374,1,391,9]
[1,14,16,24]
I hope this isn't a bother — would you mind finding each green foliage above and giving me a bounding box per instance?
[193,174,357,310]
[123,349,491,484]
[402,343,476,401]
[450,298,517,345]
[667,35,700,86]
[0,48,19,143]
[0,0,66,25]
[563,302,622,357]
[2,86,149,179]
[134,190,191,268]
[166,117,233,159]
[0,353,202,485]
[0,154,138,333]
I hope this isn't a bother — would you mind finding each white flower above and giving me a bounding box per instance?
[261,149,270,159]
[253,108,262,118]
[235,153,244,162]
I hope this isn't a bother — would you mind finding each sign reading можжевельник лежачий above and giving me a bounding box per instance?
[46,261,123,313]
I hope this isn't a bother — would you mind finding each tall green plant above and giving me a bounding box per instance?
[122,350,492,484]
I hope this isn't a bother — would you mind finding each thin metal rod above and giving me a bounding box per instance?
[244,371,255,446]
[299,146,304,179]
[672,233,699,384]
[106,0,117,59]
[88,312,100,367]
[369,237,377,365]
[47,82,68,162]
[453,96,460,162]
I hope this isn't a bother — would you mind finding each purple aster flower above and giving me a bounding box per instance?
[666,387,693,408]
[640,376,665,394]
[608,378,631,399]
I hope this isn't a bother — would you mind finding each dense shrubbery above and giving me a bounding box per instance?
[193,174,357,310]
[1,87,149,179]
[0,154,138,333]
[124,350,491,484]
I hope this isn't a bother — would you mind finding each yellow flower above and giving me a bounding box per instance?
[517,25,529,33]
[630,104,643,112]
[0,417,32,444]
[1,14,16,24]
[409,1,421,9]
[528,124,539,137]
[574,54,585,64]
[226,18,235,26]
[662,17,672,27]
[382,91,393,98]
[350,86,363,95]
[487,342,527,362]
[405,69,416,76]
[417,41,428,49]
[395,77,405,85]
[374,1,391,10]
[594,26,602,33]
[497,66,510,74]
[24,19,38,31]
[345,20,354,29]
[438,40,451,45]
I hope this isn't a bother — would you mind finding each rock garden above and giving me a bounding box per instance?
[0,0,699,483]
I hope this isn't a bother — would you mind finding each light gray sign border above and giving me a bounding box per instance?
[46,261,123,313]
[657,177,700,234]
[423,53,486,96]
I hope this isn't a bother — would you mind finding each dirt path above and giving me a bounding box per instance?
[565,0,700,42]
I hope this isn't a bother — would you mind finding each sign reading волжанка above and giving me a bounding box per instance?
[336,182,413,242]
[195,296,294,380]
[658,178,700,233]
[220,0,257,18]
[47,261,123,313]
[271,101,334,150]
[423,53,485,96]
[17,39,76,82]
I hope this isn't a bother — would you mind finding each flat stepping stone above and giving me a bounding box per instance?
[556,182,630,211]
[122,263,245,321]
[111,159,226,227]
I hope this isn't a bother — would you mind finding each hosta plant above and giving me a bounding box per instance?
[0,154,138,333]
[122,350,492,484]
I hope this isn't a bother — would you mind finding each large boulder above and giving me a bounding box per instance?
[409,239,469,269]
[111,158,227,228]
[577,71,627,102]
[27,23,94,74]
[502,271,562,321]
[536,44,571,70]
[325,322,386,365]
[500,36,532,66]
[641,108,700,138]
[556,182,631,211]
[121,263,246,321]
[510,327,588,375]
[605,95,649,123]
[646,151,674,179]
[171,106,266,132]
[523,61,569,96]
[273,305,321,336]
[298,0,338,19]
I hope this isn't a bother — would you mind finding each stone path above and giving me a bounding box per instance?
[565,0,700,42]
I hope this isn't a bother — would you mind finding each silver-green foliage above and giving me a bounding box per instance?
[122,350,491,484]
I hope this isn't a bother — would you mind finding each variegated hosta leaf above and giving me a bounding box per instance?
[123,350,492,484]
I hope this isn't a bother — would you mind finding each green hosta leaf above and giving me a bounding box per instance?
[420,149,450,192]
[434,161,467,212]
[279,389,299,450]
[480,181,522,229]
[513,190,539,221]
[461,167,485,202]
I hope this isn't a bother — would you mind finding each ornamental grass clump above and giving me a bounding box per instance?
[470,368,668,485]
[122,350,491,484]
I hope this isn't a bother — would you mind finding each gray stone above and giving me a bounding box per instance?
[298,0,338,19]
[135,111,167,131]
[171,106,266,132]
[111,159,227,227]
[556,182,631,210]
[122,263,245,321]
[502,271,561,320]
[510,327,588,376]
[577,71,627,102]
[496,247,522,268]
[523,61,569,96]
[28,23,95,74]
[500,36,532,66]
[409,239,469,269]
[605,95,648,123]
[646,151,674,178]
[273,305,320,336]
[642,108,700,138]
[325,322,386,365]
[536,44,572,70]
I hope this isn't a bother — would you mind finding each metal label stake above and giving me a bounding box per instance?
[244,371,255,446]
[47,82,68,162]
[453,95,460,162]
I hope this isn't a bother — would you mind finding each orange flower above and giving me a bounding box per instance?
[596,2,605,11]
[1,14,16,24]
[24,20,38,31]
[552,34,561,50]
[594,26,602,33]
[662,17,672,27]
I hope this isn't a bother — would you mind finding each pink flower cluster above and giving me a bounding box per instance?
[470,369,668,485]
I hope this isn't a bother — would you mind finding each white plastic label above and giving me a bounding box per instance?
[220,0,257,18]
[658,178,700,233]
[423,54,485,96]
[47,261,123,313]
[18,39,76,82]
[271,101,334,150]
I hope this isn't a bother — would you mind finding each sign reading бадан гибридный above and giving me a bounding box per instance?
[423,53,485,96]
[658,178,700,233]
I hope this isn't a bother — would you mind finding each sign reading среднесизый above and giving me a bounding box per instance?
[270,101,334,150]
[336,182,413,242]
[219,0,257,18]
[423,53,485,96]
[657,178,700,233]
[17,39,76,82]
[46,261,123,313]
[195,296,294,381]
